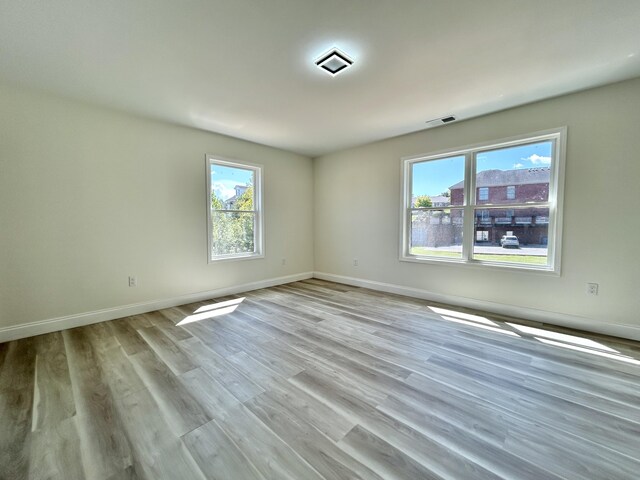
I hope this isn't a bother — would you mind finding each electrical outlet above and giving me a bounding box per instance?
[586,282,598,296]
[128,276,137,287]
[353,259,359,267]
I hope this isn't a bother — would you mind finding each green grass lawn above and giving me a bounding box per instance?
[474,253,547,265]
[411,247,547,265]
[410,248,462,258]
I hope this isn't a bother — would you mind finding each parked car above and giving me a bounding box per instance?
[500,235,520,248]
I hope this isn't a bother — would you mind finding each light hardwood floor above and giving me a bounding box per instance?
[2,279,640,479]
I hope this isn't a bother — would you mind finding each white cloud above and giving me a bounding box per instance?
[213,180,237,200]
[512,163,524,169]
[524,154,551,165]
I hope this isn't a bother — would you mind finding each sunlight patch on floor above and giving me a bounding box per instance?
[428,306,498,326]
[535,337,640,365]
[508,323,619,353]
[177,297,245,326]
[439,315,520,336]
[194,297,245,314]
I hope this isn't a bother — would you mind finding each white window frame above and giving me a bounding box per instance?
[206,155,264,263]
[478,187,489,201]
[506,185,516,200]
[400,127,567,274]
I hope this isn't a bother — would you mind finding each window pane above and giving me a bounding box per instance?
[410,208,463,258]
[210,163,255,211]
[412,155,464,207]
[475,141,552,204]
[211,211,255,256]
[472,207,550,266]
[476,230,489,242]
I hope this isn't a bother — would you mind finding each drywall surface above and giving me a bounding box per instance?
[314,78,640,336]
[0,83,313,330]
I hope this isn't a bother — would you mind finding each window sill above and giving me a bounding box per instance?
[208,253,264,264]
[399,254,560,276]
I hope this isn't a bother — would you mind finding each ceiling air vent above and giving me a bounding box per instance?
[425,115,457,127]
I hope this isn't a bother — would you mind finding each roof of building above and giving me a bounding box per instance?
[223,185,250,206]
[449,167,550,189]
[430,195,451,205]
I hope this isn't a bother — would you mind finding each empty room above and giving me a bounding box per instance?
[2,1,640,479]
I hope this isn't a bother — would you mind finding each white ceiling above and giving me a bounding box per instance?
[1,0,640,157]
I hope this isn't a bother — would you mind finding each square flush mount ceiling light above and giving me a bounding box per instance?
[315,48,353,75]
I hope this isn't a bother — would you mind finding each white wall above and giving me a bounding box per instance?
[0,83,314,337]
[3,78,640,342]
[314,78,640,340]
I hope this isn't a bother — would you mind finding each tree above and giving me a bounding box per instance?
[440,190,450,197]
[235,186,254,211]
[210,186,255,256]
[211,192,224,210]
[234,186,255,252]
[415,195,432,208]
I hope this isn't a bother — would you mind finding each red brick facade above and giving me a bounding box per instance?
[450,182,549,206]
[448,169,550,246]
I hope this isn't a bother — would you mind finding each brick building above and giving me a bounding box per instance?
[450,167,550,246]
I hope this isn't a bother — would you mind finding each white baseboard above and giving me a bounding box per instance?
[4,270,638,343]
[313,271,640,342]
[0,272,313,343]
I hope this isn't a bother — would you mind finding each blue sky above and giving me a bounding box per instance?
[211,164,253,200]
[412,141,552,197]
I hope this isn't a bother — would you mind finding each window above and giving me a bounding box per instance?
[401,128,566,272]
[408,155,465,258]
[476,230,489,242]
[478,209,491,224]
[206,156,263,262]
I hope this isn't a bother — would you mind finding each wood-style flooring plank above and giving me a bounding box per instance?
[31,332,75,431]
[62,328,133,480]
[142,310,193,342]
[245,392,385,480]
[0,338,36,480]
[94,345,147,400]
[177,367,240,421]
[212,404,325,480]
[0,389,34,480]
[108,319,150,356]
[420,354,640,460]
[104,465,141,480]
[179,336,264,402]
[128,350,211,437]
[290,364,549,480]
[112,386,206,480]
[183,419,265,480]
[84,321,121,354]
[2,280,640,479]
[227,351,355,442]
[0,338,36,392]
[368,320,640,422]
[379,393,572,480]
[28,416,84,480]
[137,325,196,375]
[338,425,443,480]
